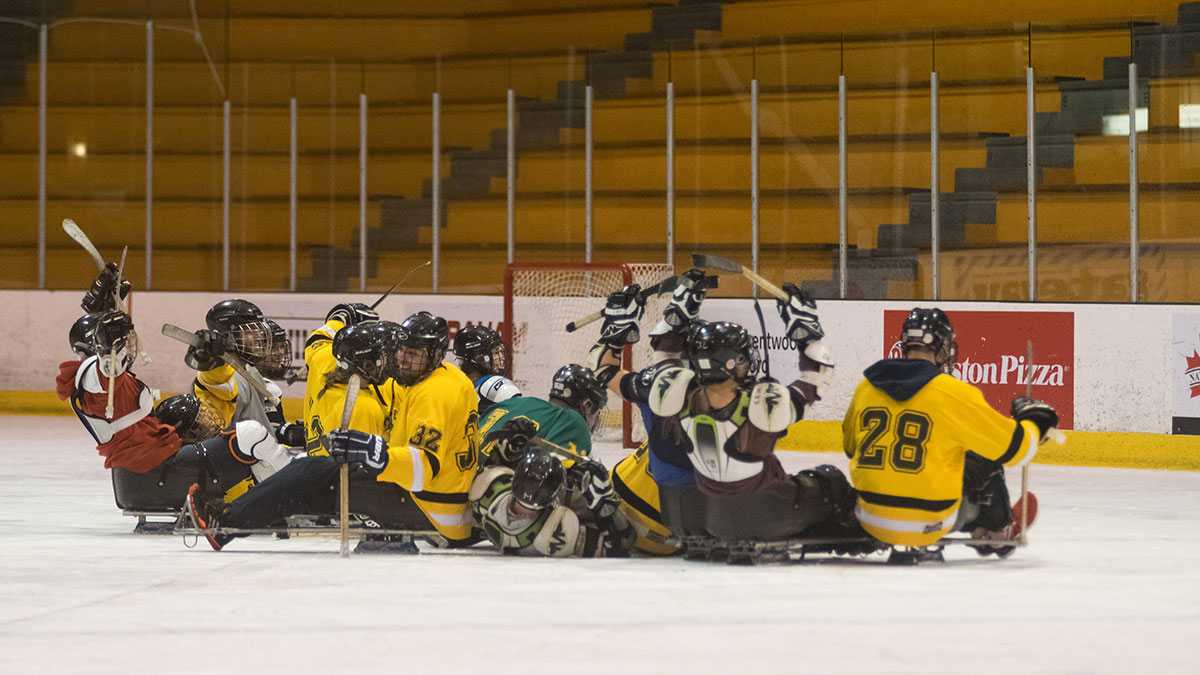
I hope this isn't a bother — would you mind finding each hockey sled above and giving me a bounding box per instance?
[112,469,191,534]
[173,510,447,553]
[677,533,1031,566]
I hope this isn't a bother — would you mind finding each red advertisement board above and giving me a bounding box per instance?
[883,310,1075,429]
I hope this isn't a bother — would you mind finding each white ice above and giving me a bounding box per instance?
[2,415,1199,674]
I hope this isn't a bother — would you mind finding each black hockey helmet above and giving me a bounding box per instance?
[391,311,449,386]
[153,394,223,444]
[69,312,104,358]
[453,324,506,376]
[91,310,138,375]
[331,321,397,385]
[256,319,292,379]
[205,299,271,365]
[687,320,757,387]
[900,307,957,373]
[548,364,608,431]
[511,448,565,511]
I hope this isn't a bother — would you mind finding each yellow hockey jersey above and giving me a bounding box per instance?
[843,358,1038,547]
[611,444,681,556]
[302,318,343,442]
[377,362,479,542]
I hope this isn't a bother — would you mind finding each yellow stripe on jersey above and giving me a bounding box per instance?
[844,371,1038,547]
[611,445,680,556]
[378,362,479,541]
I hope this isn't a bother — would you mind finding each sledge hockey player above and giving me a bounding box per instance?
[187,311,481,549]
[842,308,1052,557]
[471,364,633,556]
[594,282,854,543]
[471,446,635,557]
[453,324,521,414]
[588,269,713,552]
[301,302,381,456]
[57,310,289,510]
[186,299,302,447]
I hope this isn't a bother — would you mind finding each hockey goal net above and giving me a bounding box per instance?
[504,262,675,448]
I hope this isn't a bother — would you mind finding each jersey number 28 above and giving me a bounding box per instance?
[852,407,931,473]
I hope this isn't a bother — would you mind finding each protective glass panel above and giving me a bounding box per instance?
[842,32,933,300]
[934,26,1030,301]
[0,18,43,289]
[1031,26,1133,302]
[671,41,755,298]
[754,35,847,299]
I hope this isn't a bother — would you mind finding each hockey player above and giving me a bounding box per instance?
[453,324,520,414]
[302,302,382,455]
[184,319,422,551]
[186,299,300,446]
[57,310,289,508]
[594,283,852,542]
[589,270,712,548]
[477,363,606,461]
[470,447,634,557]
[842,308,1052,555]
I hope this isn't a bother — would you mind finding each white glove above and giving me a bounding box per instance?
[599,285,644,345]
[662,268,708,332]
[777,282,824,344]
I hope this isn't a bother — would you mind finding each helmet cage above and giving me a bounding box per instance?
[256,320,292,379]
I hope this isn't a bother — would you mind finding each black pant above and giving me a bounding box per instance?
[954,452,1014,533]
[225,456,432,531]
[111,437,255,511]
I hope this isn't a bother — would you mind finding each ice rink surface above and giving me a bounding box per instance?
[2,415,1199,674]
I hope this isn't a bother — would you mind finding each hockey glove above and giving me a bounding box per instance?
[599,284,645,346]
[81,262,132,313]
[662,268,709,332]
[325,303,380,327]
[274,420,307,448]
[327,429,389,475]
[1011,396,1059,442]
[483,418,537,467]
[568,460,620,520]
[776,282,824,344]
[598,510,635,558]
[184,329,233,371]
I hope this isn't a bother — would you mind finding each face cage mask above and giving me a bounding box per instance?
[177,401,225,444]
[96,334,137,377]
[257,339,293,379]
[392,346,437,386]
[227,321,273,365]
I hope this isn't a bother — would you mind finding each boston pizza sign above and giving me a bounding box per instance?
[883,310,1075,429]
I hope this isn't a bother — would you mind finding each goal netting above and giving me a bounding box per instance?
[504,263,675,448]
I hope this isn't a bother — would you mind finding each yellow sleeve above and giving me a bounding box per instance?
[193,366,237,427]
[941,380,1038,468]
[303,320,344,435]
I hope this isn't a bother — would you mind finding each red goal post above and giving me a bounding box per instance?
[503,262,674,448]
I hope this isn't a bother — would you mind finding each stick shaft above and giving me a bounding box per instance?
[369,260,432,310]
[338,375,361,559]
[161,323,279,406]
[62,218,106,271]
[529,435,588,462]
[1021,340,1032,546]
[105,346,116,419]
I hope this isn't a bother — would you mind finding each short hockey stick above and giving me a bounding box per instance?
[161,323,281,406]
[370,260,432,310]
[105,345,116,419]
[338,374,361,558]
[691,253,788,301]
[62,218,106,271]
[528,435,590,462]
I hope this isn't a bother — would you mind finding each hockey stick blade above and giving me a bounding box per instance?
[529,435,589,462]
[564,274,683,333]
[691,253,788,300]
[370,260,431,310]
[62,218,107,271]
[161,323,280,406]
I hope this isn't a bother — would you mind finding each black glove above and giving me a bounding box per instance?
[81,262,131,313]
[483,418,537,466]
[184,329,232,371]
[598,511,634,558]
[776,282,824,344]
[1011,396,1059,442]
[275,421,306,448]
[662,268,708,332]
[567,459,619,520]
[599,284,644,346]
[325,303,379,327]
[327,429,389,475]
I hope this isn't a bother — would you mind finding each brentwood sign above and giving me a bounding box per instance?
[883,310,1075,429]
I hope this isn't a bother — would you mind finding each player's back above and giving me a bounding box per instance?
[844,358,1032,546]
[305,377,388,456]
[478,395,593,458]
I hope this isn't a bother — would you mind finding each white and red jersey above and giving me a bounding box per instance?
[56,358,180,473]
